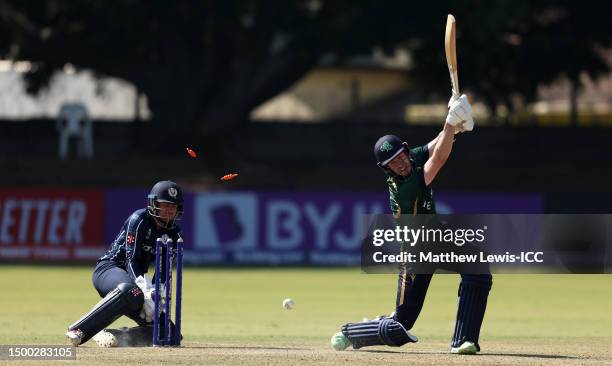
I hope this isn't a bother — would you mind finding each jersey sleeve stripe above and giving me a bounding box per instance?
[125,214,143,279]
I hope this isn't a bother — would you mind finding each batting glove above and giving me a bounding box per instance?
[446,94,474,134]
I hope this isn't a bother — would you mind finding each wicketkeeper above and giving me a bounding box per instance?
[332,94,493,355]
[65,180,184,347]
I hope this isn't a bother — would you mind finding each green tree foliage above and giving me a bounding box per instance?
[0,0,609,138]
[410,1,611,118]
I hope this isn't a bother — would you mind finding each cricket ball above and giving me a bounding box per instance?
[282,298,295,310]
[330,332,351,351]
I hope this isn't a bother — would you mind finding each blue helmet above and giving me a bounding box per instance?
[147,180,184,228]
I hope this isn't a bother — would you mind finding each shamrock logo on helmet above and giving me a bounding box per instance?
[168,187,178,198]
[379,141,394,152]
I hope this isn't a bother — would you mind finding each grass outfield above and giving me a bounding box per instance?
[0,266,611,365]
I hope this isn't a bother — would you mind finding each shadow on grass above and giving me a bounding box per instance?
[182,345,589,361]
[482,353,579,360]
[360,349,580,359]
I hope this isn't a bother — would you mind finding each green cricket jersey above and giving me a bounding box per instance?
[387,145,436,217]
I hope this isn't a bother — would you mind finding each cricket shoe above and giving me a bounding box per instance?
[65,329,84,347]
[92,329,119,348]
[450,341,479,355]
[330,332,351,351]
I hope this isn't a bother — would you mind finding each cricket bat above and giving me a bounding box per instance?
[445,14,460,98]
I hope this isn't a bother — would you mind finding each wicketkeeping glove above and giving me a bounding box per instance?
[139,289,155,323]
[135,275,155,322]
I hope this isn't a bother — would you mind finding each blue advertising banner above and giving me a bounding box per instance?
[192,191,388,265]
[95,189,544,265]
[435,192,544,213]
[188,191,544,265]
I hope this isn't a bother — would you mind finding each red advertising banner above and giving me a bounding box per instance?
[0,188,105,261]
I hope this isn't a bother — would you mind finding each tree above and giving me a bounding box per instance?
[0,0,609,143]
[409,1,611,122]
[0,0,425,144]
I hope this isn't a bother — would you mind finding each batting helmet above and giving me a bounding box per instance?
[373,135,413,178]
[374,135,410,166]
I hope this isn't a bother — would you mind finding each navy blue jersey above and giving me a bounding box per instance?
[98,208,183,280]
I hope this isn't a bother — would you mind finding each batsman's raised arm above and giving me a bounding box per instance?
[424,94,474,186]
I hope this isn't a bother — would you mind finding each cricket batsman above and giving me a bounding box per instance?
[331,94,493,355]
[65,180,184,347]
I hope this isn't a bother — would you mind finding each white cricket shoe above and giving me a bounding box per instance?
[65,329,84,347]
[93,329,119,348]
[450,341,479,354]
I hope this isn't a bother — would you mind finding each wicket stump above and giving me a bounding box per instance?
[153,236,183,346]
